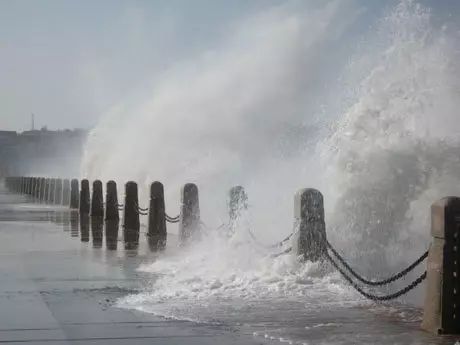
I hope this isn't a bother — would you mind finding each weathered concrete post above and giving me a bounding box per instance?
[422,197,460,335]
[32,177,39,199]
[292,188,327,262]
[179,183,200,244]
[91,180,104,217]
[79,179,90,214]
[48,178,56,204]
[43,178,50,203]
[62,179,71,206]
[70,179,79,209]
[20,176,25,194]
[228,186,248,234]
[147,181,167,250]
[35,178,41,199]
[91,217,103,248]
[123,181,140,247]
[54,178,63,205]
[39,177,46,202]
[80,214,90,242]
[25,177,31,195]
[105,181,119,221]
[105,219,119,250]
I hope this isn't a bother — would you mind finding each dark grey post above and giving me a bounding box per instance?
[33,178,39,199]
[80,214,90,242]
[62,179,71,206]
[123,181,140,245]
[422,197,460,334]
[35,178,41,199]
[105,219,119,250]
[91,217,103,248]
[43,178,50,203]
[39,177,45,202]
[79,179,90,214]
[91,180,104,217]
[105,181,119,221]
[179,183,200,244]
[292,188,326,262]
[48,178,56,204]
[70,179,79,209]
[147,181,167,250]
[54,178,63,205]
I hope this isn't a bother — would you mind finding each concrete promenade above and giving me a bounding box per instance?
[0,184,264,345]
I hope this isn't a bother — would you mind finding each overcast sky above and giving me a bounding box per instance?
[0,0,457,132]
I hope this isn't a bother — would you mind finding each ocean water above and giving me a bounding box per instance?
[81,1,460,343]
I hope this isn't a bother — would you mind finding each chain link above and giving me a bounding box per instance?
[325,250,426,301]
[326,240,428,286]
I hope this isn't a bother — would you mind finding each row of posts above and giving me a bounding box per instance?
[3,177,460,335]
[4,176,200,249]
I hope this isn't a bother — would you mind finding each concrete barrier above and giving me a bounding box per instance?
[79,179,90,214]
[91,180,104,217]
[293,188,326,262]
[228,186,248,234]
[179,183,200,244]
[70,179,79,209]
[54,178,63,205]
[62,179,71,206]
[49,178,56,204]
[105,181,119,221]
[123,181,140,247]
[422,197,460,335]
[147,181,167,250]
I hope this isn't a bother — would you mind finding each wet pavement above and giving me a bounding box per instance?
[0,185,266,344]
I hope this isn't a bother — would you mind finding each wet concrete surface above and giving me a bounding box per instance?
[0,186,266,344]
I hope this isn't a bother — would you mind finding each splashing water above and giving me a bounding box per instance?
[81,0,460,335]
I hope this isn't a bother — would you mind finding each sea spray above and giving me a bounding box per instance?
[82,0,460,311]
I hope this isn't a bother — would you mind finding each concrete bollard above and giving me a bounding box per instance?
[32,177,39,199]
[123,181,140,247]
[43,178,50,203]
[179,183,200,244]
[70,179,79,209]
[105,181,119,221]
[39,178,45,202]
[292,188,327,262]
[48,178,56,204]
[36,178,41,199]
[62,179,71,206]
[91,217,103,248]
[147,181,167,250]
[79,179,90,214]
[91,180,104,217]
[54,178,63,205]
[80,214,90,242]
[422,197,460,335]
[228,186,248,234]
[105,220,119,250]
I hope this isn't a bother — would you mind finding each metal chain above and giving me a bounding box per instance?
[247,228,295,250]
[270,246,293,258]
[326,240,428,286]
[325,251,427,301]
[135,202,149,212]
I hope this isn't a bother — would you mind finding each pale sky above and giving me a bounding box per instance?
[0,0,457,131]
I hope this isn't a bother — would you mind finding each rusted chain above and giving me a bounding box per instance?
[326,240,428,286]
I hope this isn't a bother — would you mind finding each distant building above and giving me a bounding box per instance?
[0,128,88,178]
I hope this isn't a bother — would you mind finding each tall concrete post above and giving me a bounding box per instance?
[32,177,38,199]
[79,179,90,214]
[292,188,327,262]
[123,181,140,246]
[105,181,119,221]
[43,178,50,204]
[105,219,119,250]
[39,177,45,202]
[422,197,460,335]
[62,179,71,206]
[48,178,56,204]
[35,178,41,199]
[147,181,167,250]
[54,178,63,205]
[228,186,248,234]
[70,179,79,209]
[91,180,104,217]
[91,217,103,248]
[179,183,200,244]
